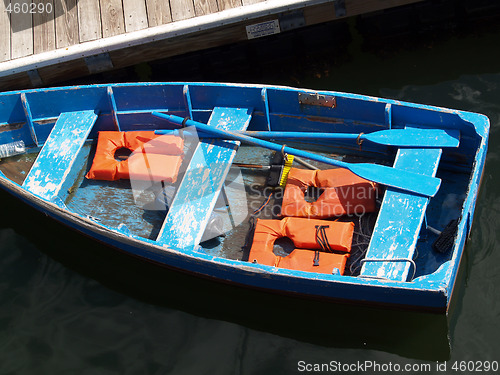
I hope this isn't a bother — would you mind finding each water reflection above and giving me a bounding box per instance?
[0,188,451,363]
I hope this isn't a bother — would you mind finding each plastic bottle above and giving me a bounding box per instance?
[0,140,25,158]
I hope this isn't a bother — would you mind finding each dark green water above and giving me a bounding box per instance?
[1,18,500,375]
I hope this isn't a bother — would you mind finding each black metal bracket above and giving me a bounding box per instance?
[334,0,346,17]
[27,69,43,87]
[85,53,114,74]
[278,10,306,32]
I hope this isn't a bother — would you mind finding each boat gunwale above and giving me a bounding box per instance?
[0,82,490,148]
[0,81,487,116]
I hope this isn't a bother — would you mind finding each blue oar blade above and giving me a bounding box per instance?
[365,128,460,148]
[348,163,441,197]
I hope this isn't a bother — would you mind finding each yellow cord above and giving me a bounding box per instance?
[279,154,294,187]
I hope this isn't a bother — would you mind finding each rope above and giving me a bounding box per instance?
[181,116,190,128]
[356,132,365,148]
[281,144,287,156]
[252,192,273,216]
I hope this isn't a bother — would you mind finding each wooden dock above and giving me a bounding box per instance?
[0,0,424,91]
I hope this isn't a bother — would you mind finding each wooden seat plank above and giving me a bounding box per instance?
[360,146,442,281]
[156,106,253,249]
[22,111,98,200]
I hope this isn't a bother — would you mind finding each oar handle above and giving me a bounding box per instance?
[156,128,360,141]
[243,131,359,141]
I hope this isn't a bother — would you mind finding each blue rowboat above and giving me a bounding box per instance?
[0,82,489,312]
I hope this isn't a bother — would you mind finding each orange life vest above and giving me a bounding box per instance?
[248,217,354,275]
[281,168,378,218]
[86,131,184,182]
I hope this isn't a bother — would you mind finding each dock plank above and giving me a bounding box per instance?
[122,0,148,32]
[194,0,218,16]
[156,107,253,249]
[22,111,98,200]
[11,0,33,59]
[78,0,102,42]
[0,0,10,62]
[54,0,78,48]
[100,0,126,37]
[217,0,242,11]
[33,0,56,54]
[145,0,172,26]
[170,0,196,21]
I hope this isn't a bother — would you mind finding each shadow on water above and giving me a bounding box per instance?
[0,188,453,362]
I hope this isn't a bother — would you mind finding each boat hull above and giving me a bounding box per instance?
[0,175,464,312]
[0,82,489,312]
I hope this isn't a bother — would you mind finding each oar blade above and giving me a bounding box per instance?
[365,128,460,148]
[349,163,441,197]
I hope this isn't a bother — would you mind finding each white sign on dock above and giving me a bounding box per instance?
[246,19,280,39]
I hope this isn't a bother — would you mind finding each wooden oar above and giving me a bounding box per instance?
[241,128,460,148]
[152,112,442,197]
